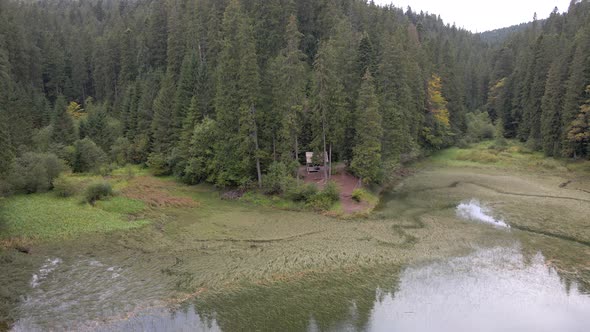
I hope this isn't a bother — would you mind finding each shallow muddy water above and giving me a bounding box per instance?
[2,167,590,331]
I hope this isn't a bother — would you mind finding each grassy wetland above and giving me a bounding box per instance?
[1,142,590,331]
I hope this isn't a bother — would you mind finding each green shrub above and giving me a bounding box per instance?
[306,194,334,211]
[52,175,78,197]
[322,181,340,202]
[286,182,318,202]
[303,181,340,211]
[98,163,117,176]
[72,138,108,173]
[351,188,378,205]
[85,182,113,205]
[129,134,151,164]
[49,143,76,166]
[32,125,53,152]
[9,152,67,194]
[465,111,495,142]
[0,179,12,197]
[147,152,170,176]
[263,162,286,194]
[263,162,295,195]
[456,138,470,149]
[110,137,131,165]
[351,189,364,202]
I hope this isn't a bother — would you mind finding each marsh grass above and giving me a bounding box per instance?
[240,191,305,211]
[428,140,584,174]
[0,193,149,244]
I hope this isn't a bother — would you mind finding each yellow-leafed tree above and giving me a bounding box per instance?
[66,101,85,119]
[422,74,452,149]
[428,74,450,127]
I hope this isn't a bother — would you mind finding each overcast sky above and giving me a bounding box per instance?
[374,0,572,32]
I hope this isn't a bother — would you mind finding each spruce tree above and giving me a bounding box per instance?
[523,35,558,150]
[145,0,168,70]
[51,95,76,145]
[351,71,382,184]
[312,40,346,179]
[270,15,308,164]
[166,0,186,79]
[357,33,376,79]
[175,96,200,177]
[174,53,198,135]
[0,115,13,175]
[377,32,413,160]
[79,101,113,153]
[214,0,262,186]
[541,44,570,156]
[151,73,177,156]
[237,15,263,188]
[562,26,590,156]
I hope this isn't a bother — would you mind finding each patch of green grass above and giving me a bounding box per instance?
[95,196,146,214]
[240,191,305,211]
[351,188,379,205]
[111,164,152,177]
[0,193,149,241]
[326,200,344,216]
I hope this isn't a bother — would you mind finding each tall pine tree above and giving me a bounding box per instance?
[351,71,382,184]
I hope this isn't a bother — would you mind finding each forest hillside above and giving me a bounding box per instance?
[0,0,589,194]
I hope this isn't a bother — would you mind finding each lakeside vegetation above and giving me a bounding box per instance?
[429,140,590,173]
[1,140,588,250]
[3,140,590,329]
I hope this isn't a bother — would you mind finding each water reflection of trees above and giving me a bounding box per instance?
[520,236,590,295]
[191,267,401,332]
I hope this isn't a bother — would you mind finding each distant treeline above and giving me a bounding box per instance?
[485,1,590,159]
[0,0,588,191]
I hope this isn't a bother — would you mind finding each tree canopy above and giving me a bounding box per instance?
[1,0,589,188]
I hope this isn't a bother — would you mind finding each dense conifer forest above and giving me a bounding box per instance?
[0,0,589,193]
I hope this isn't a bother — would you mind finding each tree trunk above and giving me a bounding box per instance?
[252,106,263,188]
[322,125,328,181]
[295,136,299,163]
[255,146,262,188]
[272,135,277,161]
[295,136,300,180]
[328,143,332,179]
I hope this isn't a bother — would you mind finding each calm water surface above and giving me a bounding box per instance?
[12,244,590,332]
